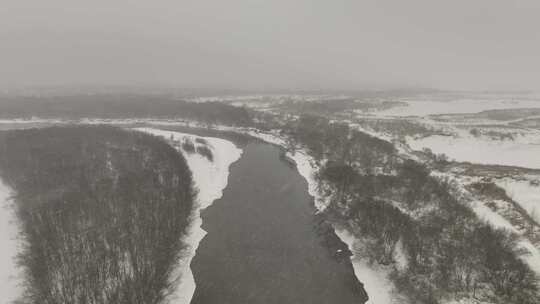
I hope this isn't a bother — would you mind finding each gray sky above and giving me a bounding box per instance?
[1,0,540,91]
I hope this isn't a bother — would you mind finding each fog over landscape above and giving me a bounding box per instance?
[2,2,540,304]
[2,0,540,91]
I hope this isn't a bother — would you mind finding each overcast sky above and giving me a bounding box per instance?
[1,0,539,91]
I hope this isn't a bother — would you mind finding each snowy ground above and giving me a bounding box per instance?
[435,173,540,279]
[0,180,23,304]
[472,198,540,276]
[335,229,403,304]
[354,94,540,169]
[286,151,330,212]
[407,130,540,169]
[374,98,540,117]
[495,177,540,223]
[134,128,242,304]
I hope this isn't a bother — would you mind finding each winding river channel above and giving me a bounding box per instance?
[189,142,366,304]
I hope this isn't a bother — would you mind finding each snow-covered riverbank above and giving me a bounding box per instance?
[0,180,23,304]
[134,128,242,304]
[334,229,404,304]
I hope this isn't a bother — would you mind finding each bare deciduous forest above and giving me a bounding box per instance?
[0,95,252,126]
[0,126,195,304]
[282,115,540,303]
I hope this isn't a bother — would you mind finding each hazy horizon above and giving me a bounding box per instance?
[2,1,540,91]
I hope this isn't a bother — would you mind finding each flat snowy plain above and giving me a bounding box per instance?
[407,131,540,169]
[376,98,540,117]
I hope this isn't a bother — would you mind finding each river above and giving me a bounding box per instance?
[189,142,367,304]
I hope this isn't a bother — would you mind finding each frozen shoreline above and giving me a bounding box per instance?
[0,179,23,304]
[334,229,403,304]
[134,128,242,304]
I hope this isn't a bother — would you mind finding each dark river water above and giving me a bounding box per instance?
[190,142,367,304]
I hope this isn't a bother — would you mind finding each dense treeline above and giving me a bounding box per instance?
[0,126,195,304]
[0,94,252,126]
[283,115,396,164]
[277,98,406,115]
[432,108,540,122]
[353,118,446,139]
[282,115,539,304]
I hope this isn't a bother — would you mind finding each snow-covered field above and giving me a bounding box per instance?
[375,98,540,117]
[134,128,242,304]
[187,94,343,105]
[495,178,540,223]
[359,94,540,169]
[408,131,540,169]
[0,180,23,304]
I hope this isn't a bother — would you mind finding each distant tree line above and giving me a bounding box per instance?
[354,118,446,140]
[277,98,407,116]
[0,94,252,126]
[432,108,540,122]
[281,114,539,304]
[0,126,195,304]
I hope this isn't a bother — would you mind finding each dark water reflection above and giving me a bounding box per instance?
[190,143,367,304]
